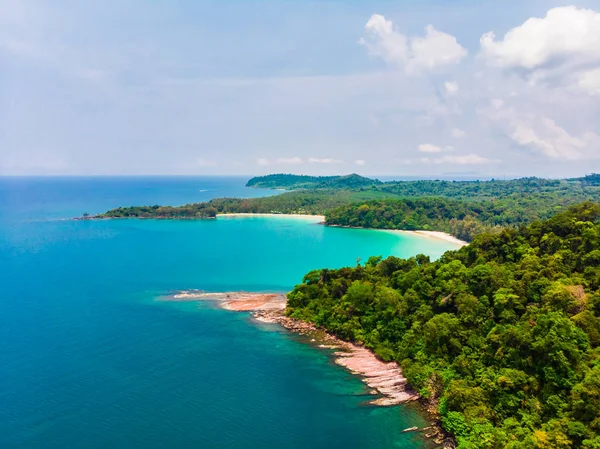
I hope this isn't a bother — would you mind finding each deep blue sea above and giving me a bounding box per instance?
[0,177,458,449]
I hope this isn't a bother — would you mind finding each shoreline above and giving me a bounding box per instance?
[80,212,468,248]
[220,214,467,247]
[326,224,468,247]
[163,290,449,445]
[383,230,467,247]
[165,291,416,405]
[217,213,325,221]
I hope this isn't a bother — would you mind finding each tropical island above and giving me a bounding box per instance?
[92,174,600,448]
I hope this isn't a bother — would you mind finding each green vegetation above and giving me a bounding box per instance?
[97,189,395,218]
[99,175,600,242]
[245,173,379,190]
[287,202,600,448]
[247,174,600,202]
[570,174,600,186]
[324,191,600,242]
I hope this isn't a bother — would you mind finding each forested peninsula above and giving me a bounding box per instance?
[288,202,600,448]
[96,173,600,241]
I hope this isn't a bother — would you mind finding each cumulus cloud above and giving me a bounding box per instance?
[480,6,600,94]
[308,157,343,164]
[451,128,466,138]
[444,81,459,94]
[510,118,594,160]
[482,103,600,160]
[355,159,366,166]
[360,14,467,74]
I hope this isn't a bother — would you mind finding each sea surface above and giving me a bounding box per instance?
[0,176,459,449]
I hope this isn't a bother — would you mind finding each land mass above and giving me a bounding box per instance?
[245,173,380,190]
[93,173,600,241]
[286,202,600,449]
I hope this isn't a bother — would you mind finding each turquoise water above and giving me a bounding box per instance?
[0,177,457,449]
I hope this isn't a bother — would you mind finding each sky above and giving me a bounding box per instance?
[1,0,599,178]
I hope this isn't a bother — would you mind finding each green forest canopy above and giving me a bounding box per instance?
[287,202,600,448]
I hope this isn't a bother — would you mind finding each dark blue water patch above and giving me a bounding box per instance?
[0,176,278,221]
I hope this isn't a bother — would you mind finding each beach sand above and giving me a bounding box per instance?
[383,230,467,247]
[216,213,467,247]
[217,213,325,221]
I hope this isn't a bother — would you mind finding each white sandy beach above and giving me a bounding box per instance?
[217,213,467,246]
[383,229,467,247]
[217,213,325,221]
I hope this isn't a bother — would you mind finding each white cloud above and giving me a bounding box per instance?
[481,6,600,70]
[418,143,443,153]
[361,14,408,67]
[451,128,466,138]
[510,118,589,160]
[480,6,600,95]
[256,158,270,166]
[444,81,459,94]
[355,159,365,166]
[360,14,467,74]
[482,103,600,160]
[277,157,303,164]
[308,157,342,164]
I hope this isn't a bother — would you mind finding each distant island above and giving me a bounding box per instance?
[246,173,381,190]
[94,173,600,241]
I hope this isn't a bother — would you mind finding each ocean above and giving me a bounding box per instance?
[0,176,458,449]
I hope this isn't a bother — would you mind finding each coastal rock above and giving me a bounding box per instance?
[167,291,418,407]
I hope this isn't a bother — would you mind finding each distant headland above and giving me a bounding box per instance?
[86,172,600,242]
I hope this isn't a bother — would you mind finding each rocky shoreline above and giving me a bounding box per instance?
[166,290,453,447]
[252,309,419,406]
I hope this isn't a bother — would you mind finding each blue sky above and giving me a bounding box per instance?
[1,0,599,177]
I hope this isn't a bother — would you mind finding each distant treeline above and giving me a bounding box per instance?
[246,173,380,190]
[288,202,600,448]
[248,173,600,200]
[324,192,600,241]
